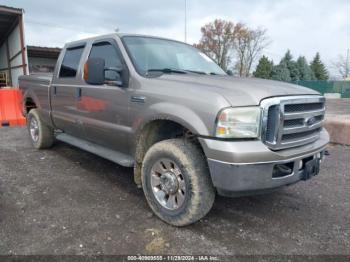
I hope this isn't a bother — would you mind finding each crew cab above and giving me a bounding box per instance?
[19,34,329,226]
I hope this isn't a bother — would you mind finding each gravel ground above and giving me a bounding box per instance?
[0,127,349,255]
[326,98,350,116]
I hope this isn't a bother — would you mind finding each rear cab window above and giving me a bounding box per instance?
[59,46,85,78]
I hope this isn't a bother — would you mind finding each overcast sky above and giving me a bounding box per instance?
[2,0,350,76]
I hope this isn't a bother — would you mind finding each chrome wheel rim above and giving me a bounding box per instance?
[150,158,186,210]
[29,117,39,142]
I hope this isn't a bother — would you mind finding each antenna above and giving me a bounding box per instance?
[185,0,187,43]
[347,48,349,78]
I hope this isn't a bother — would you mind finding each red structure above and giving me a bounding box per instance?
[0,89,26,127]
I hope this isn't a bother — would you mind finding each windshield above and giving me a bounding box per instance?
[122,36,226,77]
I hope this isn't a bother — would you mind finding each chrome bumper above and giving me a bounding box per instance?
[199,129,329,197]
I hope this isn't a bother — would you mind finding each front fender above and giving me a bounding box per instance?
[133,102,211,136]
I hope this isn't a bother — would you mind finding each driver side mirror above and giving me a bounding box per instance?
[84,57,105,85]
[84,57,124,86]
[226,70,233,76]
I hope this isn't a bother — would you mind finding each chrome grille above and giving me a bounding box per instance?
[284,102,324,113]
[261,96,326,150]
[284,118,305,128]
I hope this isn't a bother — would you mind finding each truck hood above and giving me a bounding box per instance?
[156,75,320,107]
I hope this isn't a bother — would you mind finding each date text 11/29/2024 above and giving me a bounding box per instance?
[127,255,220,261]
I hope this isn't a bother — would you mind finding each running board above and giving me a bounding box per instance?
[55,133,134,167]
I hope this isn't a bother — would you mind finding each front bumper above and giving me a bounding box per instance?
[199,129,329,197]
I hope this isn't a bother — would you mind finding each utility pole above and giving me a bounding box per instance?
[184,0,187,43]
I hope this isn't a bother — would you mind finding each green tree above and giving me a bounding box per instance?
[297,56,315,80]
[253,55,273,79]
[310,52,329,80]
[280,50,300,81]
[271,61,291,81]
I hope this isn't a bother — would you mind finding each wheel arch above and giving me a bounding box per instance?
[132,117,206,186]
[23,90,41,115]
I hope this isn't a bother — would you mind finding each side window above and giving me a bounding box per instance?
[59,46,84,77]
[89,42,122,81]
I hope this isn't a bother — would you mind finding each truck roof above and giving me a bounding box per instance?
[64,33,186,48]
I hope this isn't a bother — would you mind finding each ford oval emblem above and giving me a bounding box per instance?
[306,117,317,126]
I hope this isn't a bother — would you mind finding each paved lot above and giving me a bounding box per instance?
[0,127,349,255]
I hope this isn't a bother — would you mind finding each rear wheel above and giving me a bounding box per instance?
[27,109,54,149]
[141,138,215,226]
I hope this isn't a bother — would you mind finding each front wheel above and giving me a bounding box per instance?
[141,138,215,226]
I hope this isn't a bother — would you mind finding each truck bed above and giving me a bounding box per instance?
[19,74,52,93]
[19,73,53,124]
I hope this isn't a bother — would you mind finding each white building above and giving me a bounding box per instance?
[0,5,61,88]
[0,5,27,87]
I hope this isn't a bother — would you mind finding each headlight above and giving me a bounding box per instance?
[215,107,261,138]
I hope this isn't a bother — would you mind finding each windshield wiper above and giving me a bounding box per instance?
[184,70,207,75]
[146,68,188,76]
[184,70,220,75]
[145,68,220,77]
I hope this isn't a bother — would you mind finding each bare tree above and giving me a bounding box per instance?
[333,49,350,79]
[246,28,271,76]
[194,19,270,76]
[194,19,242,71]
[234,27,270,77]
[234,24,250,77]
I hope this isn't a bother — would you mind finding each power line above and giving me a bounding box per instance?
[25,18,103,35]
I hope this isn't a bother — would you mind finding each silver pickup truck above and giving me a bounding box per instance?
[19,33,329,226]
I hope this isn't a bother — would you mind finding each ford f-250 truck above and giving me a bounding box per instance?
[19,34,329,226]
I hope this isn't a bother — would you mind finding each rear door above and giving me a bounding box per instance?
[76,39,132,154]
[50,44,86,138]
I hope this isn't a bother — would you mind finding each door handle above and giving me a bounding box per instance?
[131,96,146,103]
[53,86,57,95]
[76,88,82,100]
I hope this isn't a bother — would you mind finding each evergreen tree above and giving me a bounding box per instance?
[253,56,273,79]
[297,56,315,80]
[280,50,300,81]
[310,52,329,80]
[271,61,291,81]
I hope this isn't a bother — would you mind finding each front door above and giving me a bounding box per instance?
[77,39,132,154]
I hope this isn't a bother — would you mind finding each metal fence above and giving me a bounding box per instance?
[292,80,350,98]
